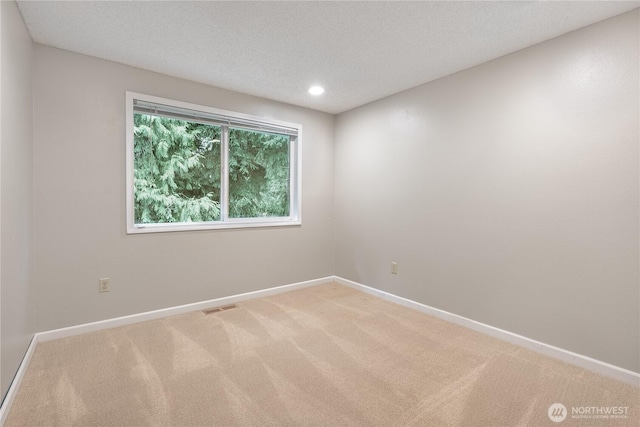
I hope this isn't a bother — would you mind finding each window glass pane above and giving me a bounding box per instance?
[133,113,221,223]
[228,128,290,218]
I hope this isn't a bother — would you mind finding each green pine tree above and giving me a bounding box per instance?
[133,114,290,224]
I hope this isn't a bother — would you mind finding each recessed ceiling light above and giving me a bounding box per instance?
[308,86,325,96]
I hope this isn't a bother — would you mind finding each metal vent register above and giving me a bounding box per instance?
[202,304,239,315]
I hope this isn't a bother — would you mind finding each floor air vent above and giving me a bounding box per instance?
[203,304,239,315]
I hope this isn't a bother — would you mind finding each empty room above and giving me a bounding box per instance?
[1,1,638,426]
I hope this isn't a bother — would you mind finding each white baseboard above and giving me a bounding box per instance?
[333,276,640,388]
[37,276,334,342]
[0,335,38,426]
[0,276,334,425]
[1,274,637,425]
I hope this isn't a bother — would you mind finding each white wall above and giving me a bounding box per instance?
[334,10,639,372]
[1,0,35,398]
[32,46,335,332]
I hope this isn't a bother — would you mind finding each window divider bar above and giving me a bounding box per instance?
[221,126,230,221]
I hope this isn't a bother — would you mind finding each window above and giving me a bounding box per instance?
[126,92,301,233]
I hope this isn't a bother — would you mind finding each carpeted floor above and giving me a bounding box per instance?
[5,283,639,426]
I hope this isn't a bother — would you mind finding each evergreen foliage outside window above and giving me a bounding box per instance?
[228,128,290,219]
[126,93,301,233]
[134,114,222,223]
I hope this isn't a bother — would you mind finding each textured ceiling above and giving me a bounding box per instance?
[17,1,639,114]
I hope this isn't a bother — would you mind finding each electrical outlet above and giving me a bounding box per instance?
[99,278,110,293]
[391,262,398,274]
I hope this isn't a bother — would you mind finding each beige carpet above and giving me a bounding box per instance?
[5,283,639,426]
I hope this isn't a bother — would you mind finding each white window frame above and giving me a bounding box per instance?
[126,92,302,234]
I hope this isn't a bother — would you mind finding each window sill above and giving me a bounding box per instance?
[127,218,301,234]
